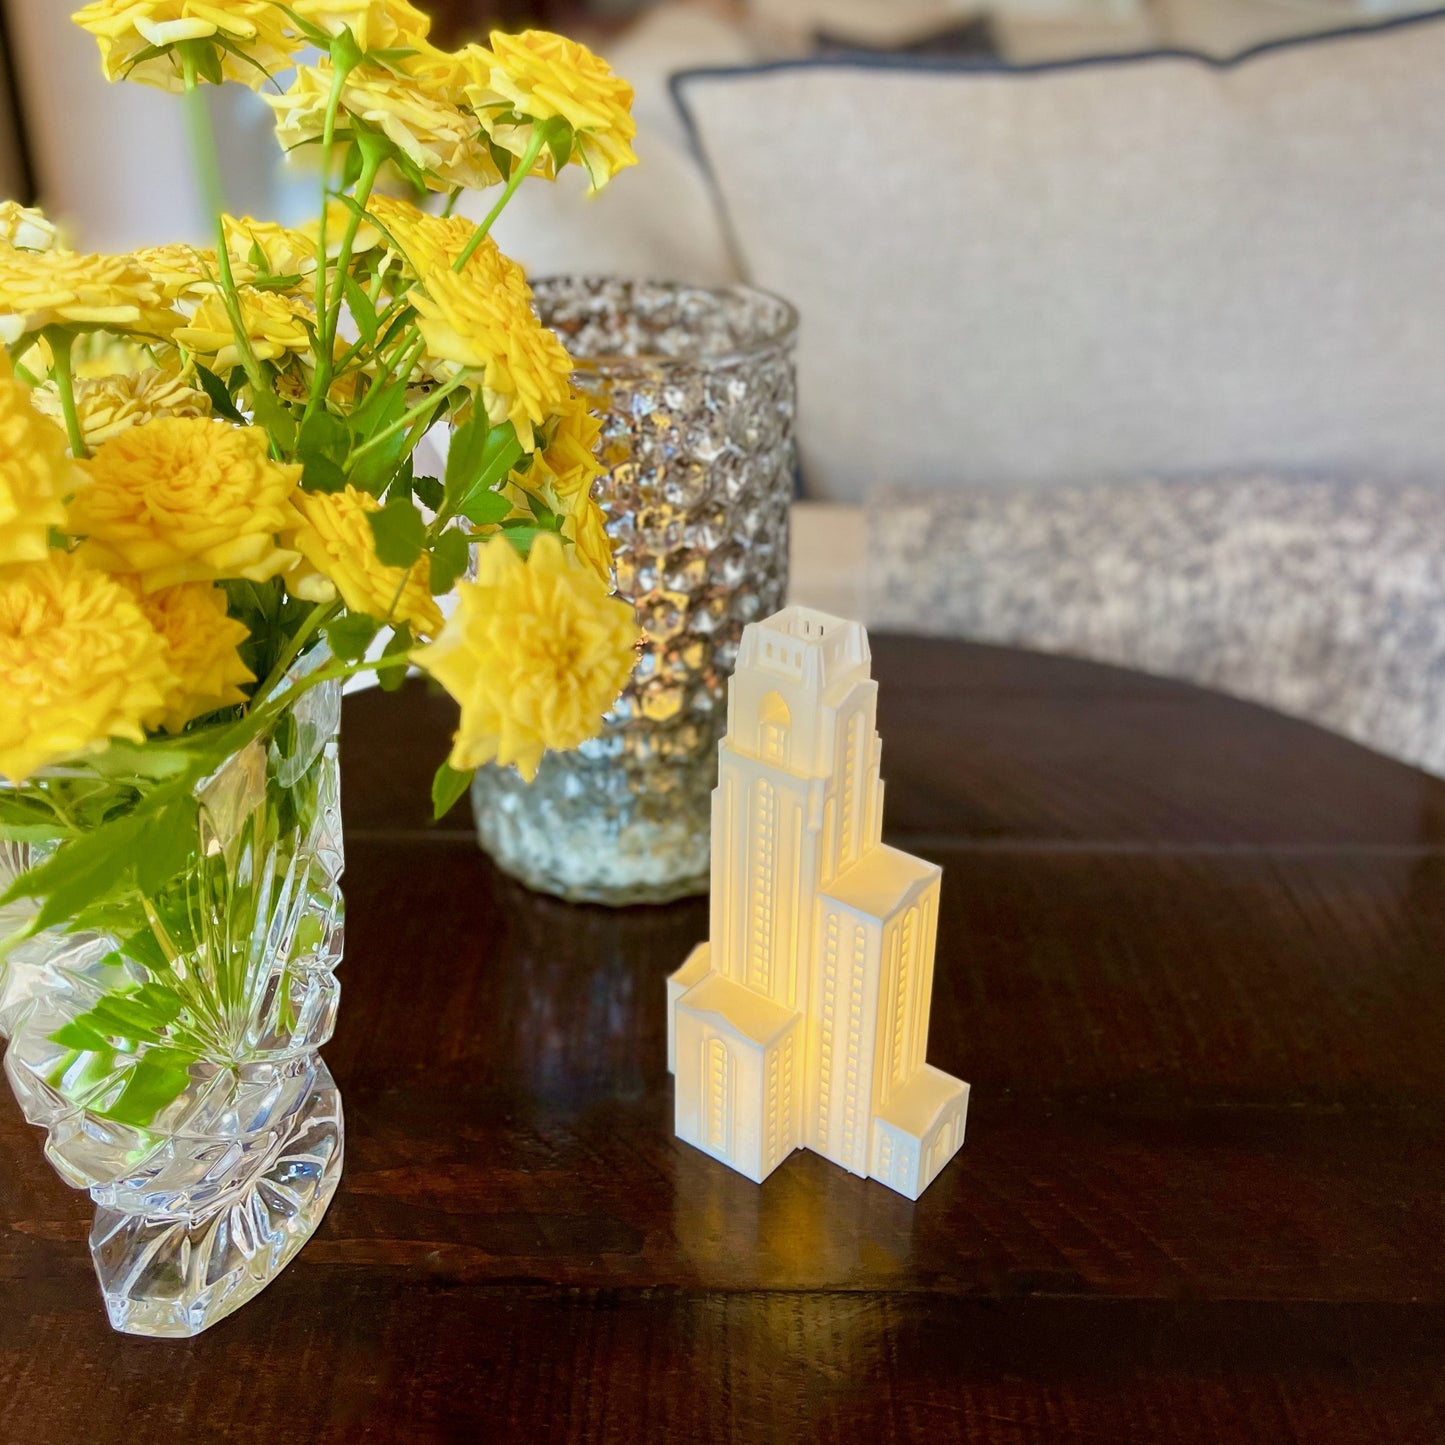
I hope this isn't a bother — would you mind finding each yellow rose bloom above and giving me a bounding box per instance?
[411,243,574,450]
[70,416,303,590]
[126,579,253,732]
[0,353,77,571]
[413,532,638,782]
[172,286,313,373]
[467,30,638,191]
[267,59,501,194]
[0,551,172,782]
[366,193,477,276]
[298,199,382,261]
[132,242,225,302]
[0,201,59,253]
[536,394,604,501]
[31,366,211,450]
[222,216,318,281]
[71,0,300,91]
[0,244,178,347]
[287,0,430,51]
[562,493,614,588]
[286,485,443,637]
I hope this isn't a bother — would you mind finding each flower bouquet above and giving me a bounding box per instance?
[0,0,640,1336]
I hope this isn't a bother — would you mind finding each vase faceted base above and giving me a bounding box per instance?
[89,1058,344,1339]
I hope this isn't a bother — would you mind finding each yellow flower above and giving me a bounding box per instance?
[297,199,382,261]
[536,393,603,500]
[222,215,318,281]
[126,579,253,732]
[172,286,313,373]
[413,532,638,781]
[132,242,224,302]
[0,244,178,346]
[0,352,77,571]
[70,416,303,590]
[286,485,443,637]
[0,201,59,253]
[411,243,574,449]
[71,0,299,91]
[467,30,638,191]
[267,58,502,194]
[31,366,211,450]
[562,494,614,588]
[0,551,171,782]
[366,193,477,276]
[287,0,430,51]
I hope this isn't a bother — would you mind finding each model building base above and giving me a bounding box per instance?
[667,607,969,1200]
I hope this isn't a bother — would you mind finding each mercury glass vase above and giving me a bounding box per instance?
[0,673,344,1338]
[472,277,799,905]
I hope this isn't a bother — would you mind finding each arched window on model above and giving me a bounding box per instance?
[759,691,790,765]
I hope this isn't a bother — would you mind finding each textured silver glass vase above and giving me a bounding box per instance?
[472,278,798,904]
[0,676,344,1337]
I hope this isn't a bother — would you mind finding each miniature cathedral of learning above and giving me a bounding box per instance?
[668,607,969,1199]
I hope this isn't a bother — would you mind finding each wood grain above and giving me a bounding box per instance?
[3,641,1443,1443]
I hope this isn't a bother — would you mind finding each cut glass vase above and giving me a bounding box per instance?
[0,675,344,1337]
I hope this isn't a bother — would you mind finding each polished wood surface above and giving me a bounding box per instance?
[4,639,1444,1442]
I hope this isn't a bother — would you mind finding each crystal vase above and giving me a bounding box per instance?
[0,675,344,1337]
[472,277,798,905]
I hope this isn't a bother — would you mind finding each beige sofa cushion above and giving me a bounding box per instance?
[677,12,1445,502]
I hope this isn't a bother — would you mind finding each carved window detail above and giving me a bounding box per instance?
[748,780,776,992]
[759,691,790,764]
[705,1037,731,1151]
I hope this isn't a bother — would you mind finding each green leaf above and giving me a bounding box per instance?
[299,409,350,464]
[368,497,426,568]
[326,614,379,661]
[429,528,470,595]
[446,419,524,527]
[431,762,475,822]
[378,628,412,693]
[498,525,549,560]
[5,808,150,924]
[302,452,347,493]
[132,796,199,896]
[104,1048,195,1128]
[462,489,511,527]
[444,412,490,497]
[343,273,379,346]
[250,387,298,454]
[412,474,444,511]
[194,364,245,423]
[50,1020,111,1053]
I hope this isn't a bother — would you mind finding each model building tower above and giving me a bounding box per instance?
[667,607,969,1199]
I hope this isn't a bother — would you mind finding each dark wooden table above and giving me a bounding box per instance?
[4,638,1444,1443]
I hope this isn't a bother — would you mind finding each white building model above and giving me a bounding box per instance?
[667,607,969,1200]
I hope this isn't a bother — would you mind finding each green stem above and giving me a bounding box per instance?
[454,130,546,273]
[181,60,227,225]
[254,599,339,707]
[348,376,465,464]
[308,145,383,421]
[313,62,352,328]
[44,330,87,460]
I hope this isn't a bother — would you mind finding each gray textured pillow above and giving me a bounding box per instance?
[868,476,1445,775]
[676,14,1445,502]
